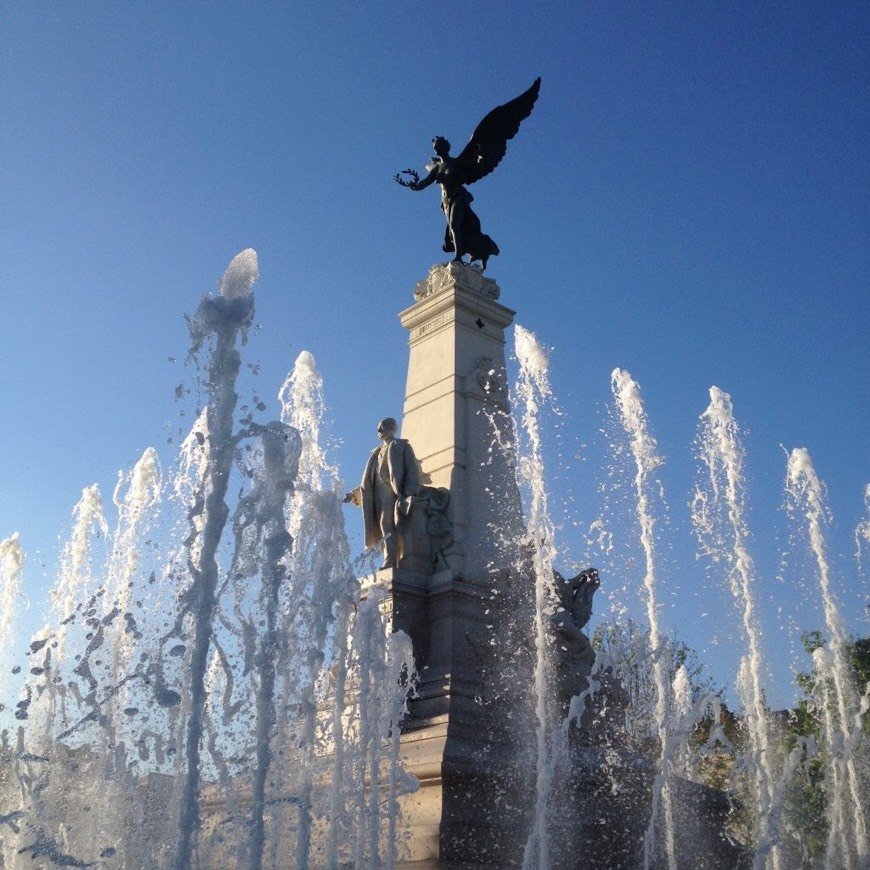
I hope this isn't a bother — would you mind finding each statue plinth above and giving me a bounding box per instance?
[353,264,745,869]
[411,260,501,302]
[348,264,533,866]
[399,262,524,581]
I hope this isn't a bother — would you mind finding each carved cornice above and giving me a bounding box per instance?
[413,261,500,303]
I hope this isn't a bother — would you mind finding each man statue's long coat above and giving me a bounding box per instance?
[358,438,420,548]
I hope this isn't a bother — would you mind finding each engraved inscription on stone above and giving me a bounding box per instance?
[413,315,446,339]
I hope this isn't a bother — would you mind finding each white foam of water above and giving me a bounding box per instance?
[0,533,26,694]
[348,586,417,870]
[693,386,778,868]
[786,448,869,869]
[0,536,25,626]
[52,484,109,622]
[670,666,693,779]
[279,350,335,492]
[856,483,870,581]
[218,248,259,299]
[37,484,109,743]
[611,368,675,870]
[514,324,557,870]
[107,448,162,640]
[277,349,356,868]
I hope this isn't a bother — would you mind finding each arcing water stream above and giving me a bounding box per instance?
[513,325,557,870]
[0,253,868,868]
[786,449,869,869]
[692,387,778,869]
[0,251,415,869]
[610,369,677,870]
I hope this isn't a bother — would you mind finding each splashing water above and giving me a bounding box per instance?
[786,447,869,869]
[611,368,676,870]
[3,252,867,868]
[0,251,415,870]
[0,533,26,692]
[856,483,870,580]
[277,350,358,869]
[51,484,109,625]
[107,449,162,673]
[670,666,693,780]
[279,350,335,492]
[34,484,110,746]
[348,586,416,870]
[218,247,260,299]
[173,250,261,870]
[692,386,779,868]
[514,324,558,870]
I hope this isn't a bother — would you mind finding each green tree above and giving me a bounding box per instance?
[590,616,726,762]
[793,629,870,736]
[779,631,870,865]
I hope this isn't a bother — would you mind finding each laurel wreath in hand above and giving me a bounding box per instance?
[394,169,420,188]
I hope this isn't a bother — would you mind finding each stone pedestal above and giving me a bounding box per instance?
[349,263,744,869]
[361,562,534,868]
[363,264,537,866]
[399,262,524,580]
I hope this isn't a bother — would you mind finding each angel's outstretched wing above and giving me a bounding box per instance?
[455,78,541,185]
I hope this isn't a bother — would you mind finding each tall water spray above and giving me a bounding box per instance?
[105,449,163,723]
[611,368,676,870]
[51,485,109,631]
[276,350,359,869]
[39,484,109,746]
[2,483,116,867]
[786,448,869,869]
[0,251,417,869]
[0,534,25,694]
[692,387,778,868]
[857,484,870,579]
[514,325,558,870]
[173,249,262,869]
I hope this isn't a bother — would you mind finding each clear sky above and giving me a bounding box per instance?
[1,2,868,709]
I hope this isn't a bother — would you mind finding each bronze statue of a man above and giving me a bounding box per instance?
[344,418,420,569]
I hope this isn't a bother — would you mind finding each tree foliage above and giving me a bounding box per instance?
[590,616,725,762]
[778,631,870,865]
[794,630,870,736]
[589,617,870,863]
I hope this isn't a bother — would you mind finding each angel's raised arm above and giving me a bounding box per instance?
[410,166,437,191]
[395,166,435,190]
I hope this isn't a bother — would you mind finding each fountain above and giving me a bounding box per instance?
[0,251,416,869]
[0,251,868,869]
[692,386,780,868]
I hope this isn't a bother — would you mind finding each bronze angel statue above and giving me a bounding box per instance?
[396,77,541,271]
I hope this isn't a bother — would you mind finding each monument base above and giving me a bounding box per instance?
[394,735,750,868]
[353,263,749,868]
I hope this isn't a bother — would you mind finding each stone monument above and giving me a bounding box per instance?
[351,261,745,870]
[346,261,531,866]
[351,81,548,865]
[342,79,744,868]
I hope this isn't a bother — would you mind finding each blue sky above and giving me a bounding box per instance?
[1,2,868,709]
